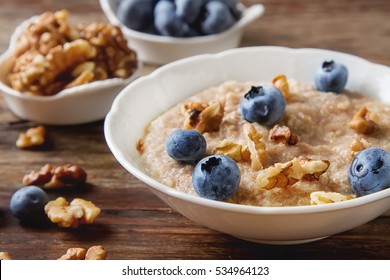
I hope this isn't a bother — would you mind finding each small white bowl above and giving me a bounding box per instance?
[100,0,264,65]
[105,46,390,244]
[0,16,140,125]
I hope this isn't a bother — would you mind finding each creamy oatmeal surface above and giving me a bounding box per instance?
[140,79,390,206]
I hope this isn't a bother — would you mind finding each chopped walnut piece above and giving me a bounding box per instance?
[269,125,299,145]
[272,74,290,99]
[85,246,107,260]
[256,157,330,190]
[58,248,87,260]
[7,10,137,96]
[243,123,267,171]
[182,102,224,133]
[350,137,370,157]
[0,252,13,260]
[214,139,251,162]
[310,191,354,205]
[22,164,87,189]
[16,125,46,148]
[45,197,101,228]
[349,106,379,134]
[136,139,145,154]
[58,246,106,260]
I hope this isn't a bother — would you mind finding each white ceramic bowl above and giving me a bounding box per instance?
[0,16,140,125]
[104,47,390,244]
[100,0,264,65]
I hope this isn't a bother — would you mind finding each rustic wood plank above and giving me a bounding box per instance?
[0,0,389,260]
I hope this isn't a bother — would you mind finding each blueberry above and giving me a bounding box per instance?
[154,0,189,37]
[315,60,348,93]
[175,0,204,24]
[240,85,286,127]
[201,1,235,35]
[192,155,240,200]
[116,0,155,31]
[348,147,390,197]
[9,186,49,224]
[166,129,207,163]
[207,0,240,18]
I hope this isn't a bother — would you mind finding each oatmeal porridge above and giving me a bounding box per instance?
[139,78,390,207]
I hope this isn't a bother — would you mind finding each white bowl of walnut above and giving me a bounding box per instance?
[0,10,139,125]
[105,46,390,244]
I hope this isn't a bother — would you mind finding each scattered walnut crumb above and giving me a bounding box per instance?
[22,163,87,189]
[58,246,107,260]
[0,252,13,260]
[269,125,299,145]
[136,139,145,154]
[45,197,101,228]
[182,102,224,133]
[272,74,290,99]
[349,106,379,134]
[310,191,354,205]
[243,123,267,171]
[256,157,330,190]
[350,137,370,157]
[16,125,46,149]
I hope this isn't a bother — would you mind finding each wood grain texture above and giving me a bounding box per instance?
[0,0,389,260]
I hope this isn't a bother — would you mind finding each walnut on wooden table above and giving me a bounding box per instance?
[58,246,107,260]
[16,125,46,149]
[45,197,101,228]
[22,164,87,189]
[0,252,13,260]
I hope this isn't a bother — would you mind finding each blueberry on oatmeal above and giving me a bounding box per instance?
[192,155,240,200]
[315,60,348,93]
[166,129,207,163]
[348,147,390,196]
[240,85,286,127]
[10,185,49,224]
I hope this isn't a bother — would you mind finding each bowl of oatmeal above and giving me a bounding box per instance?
[104,46,390,244]
[0,10,140,125]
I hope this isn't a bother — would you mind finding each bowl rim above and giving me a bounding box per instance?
[104,46,390,216]
[100,0,265,44]
[0,13,142,101]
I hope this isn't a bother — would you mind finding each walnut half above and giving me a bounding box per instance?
[256,157,330,190]
[58,246,106,260]
[349,106,379,134]
[45,197,101,228]
[269,125,299,145]
[182,102,224,133]
[0,252,13,260]
[243,123,267,171]
[22,164,87,189]
[16,125,46,149]
[272,74,290,99]
[214,139,251,162]
[310,191,354,205]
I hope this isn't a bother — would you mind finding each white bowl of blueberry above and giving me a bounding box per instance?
[100,0,264,64]
[105,46,390,244]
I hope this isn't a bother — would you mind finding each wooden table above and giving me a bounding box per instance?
[0,0,389,260]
